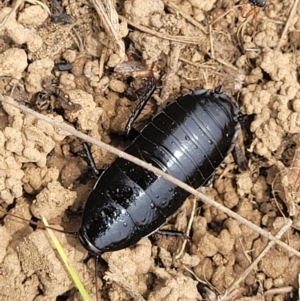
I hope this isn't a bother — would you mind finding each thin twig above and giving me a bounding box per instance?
[71,26,84,52]
[1,94,300,258]
[0,0,50,28]
[163,0,207,34]
[224,219,292,297]
[215,58,238,71]
[99,48,108,79]
[91,0,125,59]
[237,238,252,265]
[179,57,218,70]
[276,0,300,51]
[264,286,294,296]
[119,15,203,44]
[209,4,242,58]
[237,17,251,52]
[175,195,197,260]
[183,265,214,286]
[209,24,215,59]
[210,5,242,26]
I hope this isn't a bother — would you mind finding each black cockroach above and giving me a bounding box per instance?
[0,85,241,300]
[77,85,241,255]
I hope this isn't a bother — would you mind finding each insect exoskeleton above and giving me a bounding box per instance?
[78,87,241,255]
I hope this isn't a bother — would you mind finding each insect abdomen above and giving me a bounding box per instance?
[78,89,240,254]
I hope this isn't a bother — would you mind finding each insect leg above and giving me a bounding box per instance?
[156,230,192,244]
[82,142,103,177]
[125,80,156,140]
[204,172,215,186]
[66,206,84,216]
[66,143,103,216]
[156,229,184,237]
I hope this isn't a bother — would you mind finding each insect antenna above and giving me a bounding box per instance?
[0,208,78,235]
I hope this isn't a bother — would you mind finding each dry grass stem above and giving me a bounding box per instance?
[91,0,125,60]
[119,15,204,44]
[276,0,300,51]
[0,0,50,28]
[175,195,197,260]
[224,219,292,297]
[163,0,207,34]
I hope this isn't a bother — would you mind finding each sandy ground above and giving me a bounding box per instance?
[0,0,300,300]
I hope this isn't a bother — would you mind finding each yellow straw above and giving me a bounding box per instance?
[42,217,91,301]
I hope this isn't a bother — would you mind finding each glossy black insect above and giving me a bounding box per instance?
[248,0,267,7]
[78,87,240,255]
